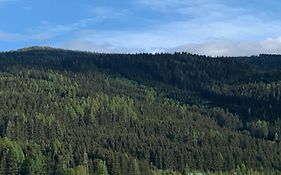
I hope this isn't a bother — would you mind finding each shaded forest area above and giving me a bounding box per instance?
[0,47,280,174]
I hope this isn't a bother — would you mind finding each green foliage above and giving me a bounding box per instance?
[64,165,88,175]
[0,138,25,175]
[94,93,137,121]
[145,88,157,104]
[95,160,109,175]
[132,159,141,175]
[20,145,45,175]
[0,49,280,174]
[151,169,181,175]
[248,120,269,139]
[73,165,89,175]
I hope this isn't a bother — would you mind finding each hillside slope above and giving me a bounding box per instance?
[0,47,280,175]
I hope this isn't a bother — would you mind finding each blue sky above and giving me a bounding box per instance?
[1,0,281,56]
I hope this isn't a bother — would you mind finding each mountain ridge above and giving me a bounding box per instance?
[4,46,281,58]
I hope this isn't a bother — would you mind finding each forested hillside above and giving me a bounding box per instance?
[0,47,280,175]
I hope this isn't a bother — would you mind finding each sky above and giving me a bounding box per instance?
[1,0,281,56]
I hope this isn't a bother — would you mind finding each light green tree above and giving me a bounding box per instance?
[96,160,109,175]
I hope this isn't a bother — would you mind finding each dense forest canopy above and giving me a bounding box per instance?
[0,46,280,175]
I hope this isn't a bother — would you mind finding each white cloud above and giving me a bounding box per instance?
[61,39,151,53]
[170,37,281,56]
[0,31,25,41]
[62,39,114,53]
[56,0,281,55]
[136,0,244,18]
[7,18,99,42]
[0,4,128,43]
[0,29,58,42]
[0,0,16,6]
[86,5,130,19]
[1,4,129,42]
[2,0,281,56]
[34,18,96,34]
[0,30,53,42]
[30,33,54,40]
[60,12,281,54]
[26,5,129,40]
[61,37,281,56]
[137,0,203,10]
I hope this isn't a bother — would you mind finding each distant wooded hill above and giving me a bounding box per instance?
[0,47,280,175]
